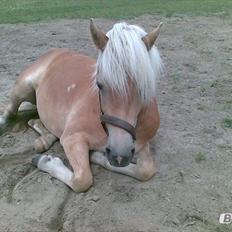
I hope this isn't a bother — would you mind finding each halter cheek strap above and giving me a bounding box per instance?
[100,114,136,141]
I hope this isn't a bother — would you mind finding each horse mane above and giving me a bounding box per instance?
[95,22,164,103]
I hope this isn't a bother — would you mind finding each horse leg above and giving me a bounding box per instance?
[32,134,93,192]
[0,76,36,129]
[28,119,58,153]
[90,144,155,181]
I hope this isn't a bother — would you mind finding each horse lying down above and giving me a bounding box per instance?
[0,19,163,192]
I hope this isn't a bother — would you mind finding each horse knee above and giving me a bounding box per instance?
[71,172,93,193]
[137,164,156,181]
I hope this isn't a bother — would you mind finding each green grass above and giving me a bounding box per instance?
[0,0,232,24]
[200,87,208,97]
[222,118,232,129]
[202,220,232,232]
[195,152,206,163]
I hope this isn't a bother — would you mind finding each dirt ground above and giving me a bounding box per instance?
[0,15,232,232]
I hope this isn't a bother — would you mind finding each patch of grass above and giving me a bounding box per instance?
[172,73,180,85]
[215,225,232,232]
[222,118,232,129]
[203,220,232,232]
[210,80,225,88]
[210,224,231,232]
[225,99,232,105]
[197,104,206,111]
[195,152,206,163]
[223,99,232,110]
[170,71,182,92]
[197,101,232,112]
[200,87,208,97]
[0,0,232,24]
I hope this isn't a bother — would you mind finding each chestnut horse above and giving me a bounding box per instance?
[0,20,163,192]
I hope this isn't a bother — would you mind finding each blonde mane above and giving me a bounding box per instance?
[95,22,163,103]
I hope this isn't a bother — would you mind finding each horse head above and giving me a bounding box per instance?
[90,19,163,167]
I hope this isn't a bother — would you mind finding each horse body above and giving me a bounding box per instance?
[35,50,106,147]
[33,48,159,151]
[0,21,163,192]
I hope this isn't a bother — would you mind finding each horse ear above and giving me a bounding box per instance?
[142,22,163,50]
[90,18,108,51]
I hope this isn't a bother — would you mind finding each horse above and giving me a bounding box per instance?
[0,19,163,192]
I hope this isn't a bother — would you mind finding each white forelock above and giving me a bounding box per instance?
[95,22,164,103]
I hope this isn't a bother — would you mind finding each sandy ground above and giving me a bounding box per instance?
[0,15,232,232]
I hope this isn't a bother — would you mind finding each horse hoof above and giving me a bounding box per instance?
[28,119,36,128]
[0,115,6,126]
[32,154,43,167]
[0,116,7,135]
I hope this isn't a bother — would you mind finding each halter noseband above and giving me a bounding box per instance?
[100,114,136,140]
[98,91,136,141]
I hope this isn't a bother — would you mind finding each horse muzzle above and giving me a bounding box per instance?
[105,146,135,167]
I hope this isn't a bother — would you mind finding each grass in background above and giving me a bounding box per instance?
[0,0,232,24]
[195,152,206,163]
[222,118,232,129]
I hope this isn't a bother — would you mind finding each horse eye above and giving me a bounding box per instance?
[96,81,103,90]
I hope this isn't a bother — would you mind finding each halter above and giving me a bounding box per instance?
[98,91,136,141]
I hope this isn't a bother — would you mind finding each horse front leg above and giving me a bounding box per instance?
[90,144,155,181]
[32,134,93,192]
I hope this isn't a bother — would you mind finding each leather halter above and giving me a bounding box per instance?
[98,91,136,141]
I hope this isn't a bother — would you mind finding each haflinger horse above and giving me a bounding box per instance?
[0,19,163,192]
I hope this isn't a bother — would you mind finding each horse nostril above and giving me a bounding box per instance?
[116,156,123,165]
[106,147,111,155]
[131,148,135,155]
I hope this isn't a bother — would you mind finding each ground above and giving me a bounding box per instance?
[0,15,232,232]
